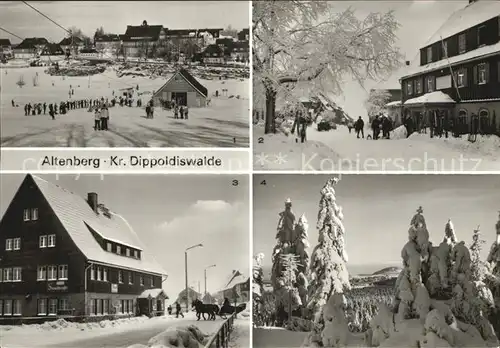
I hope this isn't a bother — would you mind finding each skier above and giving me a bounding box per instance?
[175,302,184,318]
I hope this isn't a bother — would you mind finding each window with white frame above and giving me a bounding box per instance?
[4,300,12,315]
[478,63,487,84]
[39,235,47,248]
[134,250,139,258]
[426,76,435,92]
[103,268,108,282]
[47,265,57,280]
[459,33,466,54]
[140,276,144,286]
[48,299,57,315]
[441,40,448,58]
[426,46,432,63]
[59,298,69,311]
[457,69,466,87]
[38,266,47,280]
[31,208,38,220]
[13,238,21,250]
[90,299,96,315]
[23,209,30,221]
[58,265,68,280]
[126,248,130,257]
[118,270,123,283]
[38,299,47,315]
[13,267,22,282]
[107,242,112,252]
[91,266,96,280]
[0,268,3,282]
[96,298,102,315]
[116,245,121,255]
[406,80,413,95]
[5,239,12,251]
[4,268,12,282]
[12,300,22,315]
[97,267,102,281]
[48,235,56,247]
[150,277,153,287]
[24,208,39,221]
[415,79,422,94]
[103,299,109,314]
[128,272,133,284]
[118,300,123,314]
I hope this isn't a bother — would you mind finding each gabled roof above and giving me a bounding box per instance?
[27,175,166,276]
[41,43,64,56]
[0,39,11,46]
[59,36,83,46]
[423,1,500,47]
[15,37,48,50]
[154,69,208,98]
[123,24,163,41]
[138,288,168,299]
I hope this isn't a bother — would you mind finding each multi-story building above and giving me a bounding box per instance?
[0,174,166,323]
[121,20,166,58]
[203,44,226,64]
[400,0,500,135]
[94,34,122,57]
[12,38,48,59]
[230,41,249,63]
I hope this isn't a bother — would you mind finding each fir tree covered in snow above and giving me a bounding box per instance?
[470,225,486,282]
[253,1,403,134]
[304,177,351,347]
[364,208,498,348]
[271,198,310,324]
[253,253,265,326]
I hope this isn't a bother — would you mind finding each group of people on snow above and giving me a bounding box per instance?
[348,114,394,140]
[93,104,110,131]
[167,302,184,318]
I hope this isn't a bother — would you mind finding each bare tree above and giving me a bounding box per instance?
[253,1,404,134]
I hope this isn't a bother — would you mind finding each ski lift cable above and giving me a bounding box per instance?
[21,1,71,35]
[0,26,24,41]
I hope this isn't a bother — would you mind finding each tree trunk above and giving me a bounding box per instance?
[265,86,277,134]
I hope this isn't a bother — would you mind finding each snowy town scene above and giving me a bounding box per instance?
[253,0,500,171]
[0,1,250,147]
[253,174,500,347]
[0,174,250,348]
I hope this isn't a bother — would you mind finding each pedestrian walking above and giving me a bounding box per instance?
[184,106,189,120]
[354,116,364,139]
[175,302,184,318]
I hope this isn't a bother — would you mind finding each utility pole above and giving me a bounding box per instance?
[184,243,203,312]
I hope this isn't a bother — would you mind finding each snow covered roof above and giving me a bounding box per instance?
[138,288,168,299]
[221,274,249,292]
[403,41,500,79]
[386,101,401,107]
[30,175,166,276]
[423,1,500,47]
[403,91,456,106]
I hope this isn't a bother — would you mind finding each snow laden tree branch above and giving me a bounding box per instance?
[364,88,392,119]
[253,0,404,133]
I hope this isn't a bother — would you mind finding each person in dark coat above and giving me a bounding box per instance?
[371,115,381,140]
[167,305,172,315]
[175,302,184,318]
[354,116,365,139]
[184,106,189,120]
[382,116,392,139]
[43,103,47,115]
[180,106,184,119]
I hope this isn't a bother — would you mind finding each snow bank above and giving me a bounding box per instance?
[126,325,208,348]
[390,125,407,140]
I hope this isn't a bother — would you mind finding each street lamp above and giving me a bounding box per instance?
[204,264,216,296]
[185,243,203,312]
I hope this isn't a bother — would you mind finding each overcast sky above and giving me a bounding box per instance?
[0,174,249,301]
[254,174,500,274]
[0,1,249,43]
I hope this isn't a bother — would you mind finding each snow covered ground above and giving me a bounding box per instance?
[0,312,221,348]
[229,317,251,348]
[253,124,500,171]
[0,67,249,147]
[253,327,307,348]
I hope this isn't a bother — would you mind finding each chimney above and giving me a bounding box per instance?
[87,192,98,213]
[405,61,410,66]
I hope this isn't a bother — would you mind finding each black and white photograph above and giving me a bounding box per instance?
[253,0,500,171]
[252,174,500,347]
[0,1,250,148]
[0,174,250,348]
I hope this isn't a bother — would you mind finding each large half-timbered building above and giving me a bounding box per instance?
[400,0,500,135]
[0,175,166,323]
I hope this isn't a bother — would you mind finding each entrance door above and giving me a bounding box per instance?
[172,92,187,106]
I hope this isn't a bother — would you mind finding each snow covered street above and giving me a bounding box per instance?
[0,312,222,348]
[253,125,500,171]
[252,327,306,348]
[1,67,249,147]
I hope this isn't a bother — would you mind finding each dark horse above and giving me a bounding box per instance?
[192,299,219,321]
[219,298,246,319]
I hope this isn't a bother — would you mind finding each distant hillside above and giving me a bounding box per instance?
[372,266,402,276]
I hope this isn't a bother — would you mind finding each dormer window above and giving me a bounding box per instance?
[426,47,432,64]
[126,248,130,257]
[441,40,448,58]
[134,250,139,258]
[458,34,466,54]
[107,242,112,252]
[478,25,487,47]
[406,81,413,96]
[116,245,121,255]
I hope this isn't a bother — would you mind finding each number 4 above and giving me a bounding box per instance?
[260,180,267,185]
